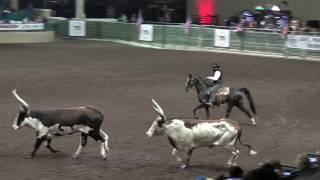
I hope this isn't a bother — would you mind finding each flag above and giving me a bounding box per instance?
[184,16,192,34]
[280,16,289,39]
[136,9,143,32]
[282,25,289,39]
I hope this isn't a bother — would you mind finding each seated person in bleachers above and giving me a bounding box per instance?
[243,162,281,180]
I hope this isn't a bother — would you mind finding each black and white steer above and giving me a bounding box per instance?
[146,99,257,168]
[12,89,109,159]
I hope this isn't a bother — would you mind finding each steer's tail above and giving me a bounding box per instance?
[237,130,257,156]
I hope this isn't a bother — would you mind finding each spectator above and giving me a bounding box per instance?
[296,153,311,171]
[118,14,128,23]
[214,166,244,180]
[214,174,225,180]
[290,19,300,32]
[243,162,281,180]
[130,14,136,23]
[269,159,284,176]
[227,165,244,179]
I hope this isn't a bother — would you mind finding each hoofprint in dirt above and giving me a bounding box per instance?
[0,40,319,180]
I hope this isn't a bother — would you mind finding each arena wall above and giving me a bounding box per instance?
[0,31,55,43]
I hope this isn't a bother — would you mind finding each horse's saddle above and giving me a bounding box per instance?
[216,87,230,96]
[213,87,230,105]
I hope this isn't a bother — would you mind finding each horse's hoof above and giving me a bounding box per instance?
[251,118,256,125]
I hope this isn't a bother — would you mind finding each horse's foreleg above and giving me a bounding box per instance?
[193,104,207,119]
[193,105,201,119]
[225,104,233,118]
[205,106,210,119]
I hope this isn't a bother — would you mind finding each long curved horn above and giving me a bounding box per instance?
[151,99,166,119]
[12,89,30,112]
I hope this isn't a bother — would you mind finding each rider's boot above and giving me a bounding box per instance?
[205,94,213,106]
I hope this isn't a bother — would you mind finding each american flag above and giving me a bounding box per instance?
[282,26,289,39]
[184,16,192,34]
[136,9,143,32]
[280,16,289,39]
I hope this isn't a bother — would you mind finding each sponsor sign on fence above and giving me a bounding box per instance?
[214,29,230,48]
[139,24,153,41]
[69,20,86,37]
[287,35,320,50]
[0,23,44,31]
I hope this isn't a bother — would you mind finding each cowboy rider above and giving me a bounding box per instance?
[203,63,223,106]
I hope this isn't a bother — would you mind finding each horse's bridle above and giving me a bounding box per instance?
[185,76,195,92]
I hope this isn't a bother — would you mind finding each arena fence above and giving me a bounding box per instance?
[46,19,320,61]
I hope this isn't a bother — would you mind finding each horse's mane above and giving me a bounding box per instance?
[193,74,210,87]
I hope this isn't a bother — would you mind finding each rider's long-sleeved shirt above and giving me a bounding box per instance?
[206,70,222,81]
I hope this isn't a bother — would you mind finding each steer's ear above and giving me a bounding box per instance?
[188,74,192,78]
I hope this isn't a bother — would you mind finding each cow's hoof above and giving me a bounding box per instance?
[71,155,78,159]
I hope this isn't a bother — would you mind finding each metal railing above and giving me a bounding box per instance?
[46,19,320,60]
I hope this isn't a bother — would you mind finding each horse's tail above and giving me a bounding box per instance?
[239,88,256,115]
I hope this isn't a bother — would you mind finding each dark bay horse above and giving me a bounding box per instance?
[185,74,257,125]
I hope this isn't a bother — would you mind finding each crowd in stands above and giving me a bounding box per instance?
[224,7,319,36]
[196,151,320,180]
[0,6,44,24]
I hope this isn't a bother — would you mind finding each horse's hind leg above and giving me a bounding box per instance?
[236,104,256,125]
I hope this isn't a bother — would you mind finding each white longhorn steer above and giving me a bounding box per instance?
[146,99,257,168]
[11,89,109,159]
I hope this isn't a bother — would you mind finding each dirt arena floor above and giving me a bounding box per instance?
[0,40,319,180]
